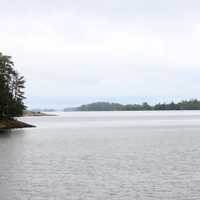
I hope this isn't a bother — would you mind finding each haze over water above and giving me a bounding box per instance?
[1,111,200,199]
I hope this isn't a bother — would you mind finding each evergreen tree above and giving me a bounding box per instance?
[0,52,26,119]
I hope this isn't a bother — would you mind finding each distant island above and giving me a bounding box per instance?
[64,100,200,111]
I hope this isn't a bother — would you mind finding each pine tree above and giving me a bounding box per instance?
[0,52,26,119]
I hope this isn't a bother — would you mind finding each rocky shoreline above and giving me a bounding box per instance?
[0,120,35,130]
[0,112,56,130]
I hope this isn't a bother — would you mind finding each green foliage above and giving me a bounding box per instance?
[0,52,26,119]
[78,102,123,111]
[74,100,200,111]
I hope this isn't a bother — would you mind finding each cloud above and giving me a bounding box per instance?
[1,0,200,108]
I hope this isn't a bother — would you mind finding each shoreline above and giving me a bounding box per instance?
[0,112,56,130]
[23,111,56,117]
[0,119,35,130]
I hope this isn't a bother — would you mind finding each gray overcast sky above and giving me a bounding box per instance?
[1,0,200,108]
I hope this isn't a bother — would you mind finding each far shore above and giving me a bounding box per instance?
[23,111,56,117]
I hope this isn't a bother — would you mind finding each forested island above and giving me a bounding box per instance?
[64,100,200,111]
[0,52,34,129]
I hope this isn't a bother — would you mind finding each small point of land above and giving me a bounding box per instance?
[23,111,56,117]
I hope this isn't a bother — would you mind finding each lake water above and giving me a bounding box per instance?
[1,111,200,199]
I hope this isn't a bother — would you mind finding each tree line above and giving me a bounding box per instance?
[67,100,200,111]
[0,52,26,119]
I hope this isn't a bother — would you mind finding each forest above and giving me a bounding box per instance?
[65,100,200,111]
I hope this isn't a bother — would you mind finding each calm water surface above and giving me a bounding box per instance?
[1,111,200,199]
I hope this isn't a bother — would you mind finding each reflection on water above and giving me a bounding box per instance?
[0,129,13,138]
[1,111,200,200]
[0,129,26,138]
